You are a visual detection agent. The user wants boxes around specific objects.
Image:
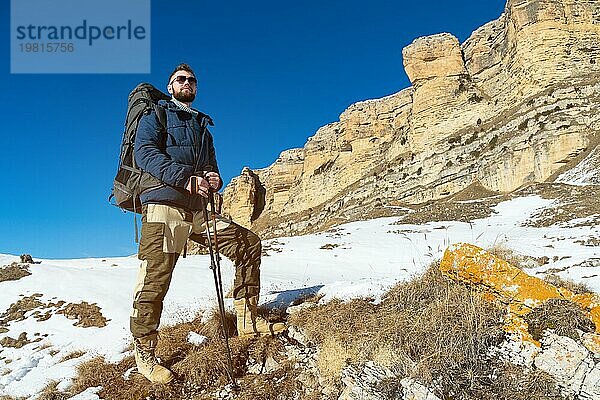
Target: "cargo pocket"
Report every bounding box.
[138,222,165,260]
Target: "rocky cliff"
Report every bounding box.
[221,0,600,238]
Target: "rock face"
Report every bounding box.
[222,0,600,237]
[534,332,600,400]
[220,167,263,229]
[556,144,600,185]
[492,331,600,400]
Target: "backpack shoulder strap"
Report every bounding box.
[154,104,167,130]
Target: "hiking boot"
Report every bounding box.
[133,334,174,384]
[233,296,286,338]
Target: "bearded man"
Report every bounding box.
[130,63,285,384]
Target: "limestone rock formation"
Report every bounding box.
[492,331,600,399]
[440,242,600,347]
[222,0,600,238]
[220,166,263,229]
[534,332,600,399]
[400,378,442,400]
[441,242,600,399]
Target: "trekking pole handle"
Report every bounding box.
[198,166,221,193]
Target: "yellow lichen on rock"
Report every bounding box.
[440,243,600,348]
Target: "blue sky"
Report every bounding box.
[0,0,506,258]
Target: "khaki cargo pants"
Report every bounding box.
[130,204,261,339]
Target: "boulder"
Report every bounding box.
[439,242,600,347]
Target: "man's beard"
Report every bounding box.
[174,88,195,103]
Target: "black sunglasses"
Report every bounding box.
[171,75,197,85]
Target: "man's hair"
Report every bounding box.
[168,63,195,83]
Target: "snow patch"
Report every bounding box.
[187,332,208,346]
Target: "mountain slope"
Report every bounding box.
[1,190,600,398]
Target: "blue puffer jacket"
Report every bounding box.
[134,99,220,211]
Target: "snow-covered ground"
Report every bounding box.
[1,195,599,399]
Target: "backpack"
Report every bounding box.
[110,83,170,215]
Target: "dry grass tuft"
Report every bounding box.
[247,335,285,363]
[543,274,592,295]
[61,310,300,400]
[0,263,31,283]
[70,356,139,399]
[56,302,108,328]
[450,361,563,400]
[197,308,237,340]
[171,337,249,389]
[525,298,596,341]
[487,244,525,268]
[291,262,565,399]
[59,351,85,363]
[235,365,302,400]
[154,313,206,363]
[37,381,70,400]
[317,336,353,380]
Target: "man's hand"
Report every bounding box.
[204,171,221,191]
[186,175,210,198]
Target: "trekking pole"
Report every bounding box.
[208,192,226,316]
[192,177,238,389]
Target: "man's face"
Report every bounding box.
[168,71,197,103]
